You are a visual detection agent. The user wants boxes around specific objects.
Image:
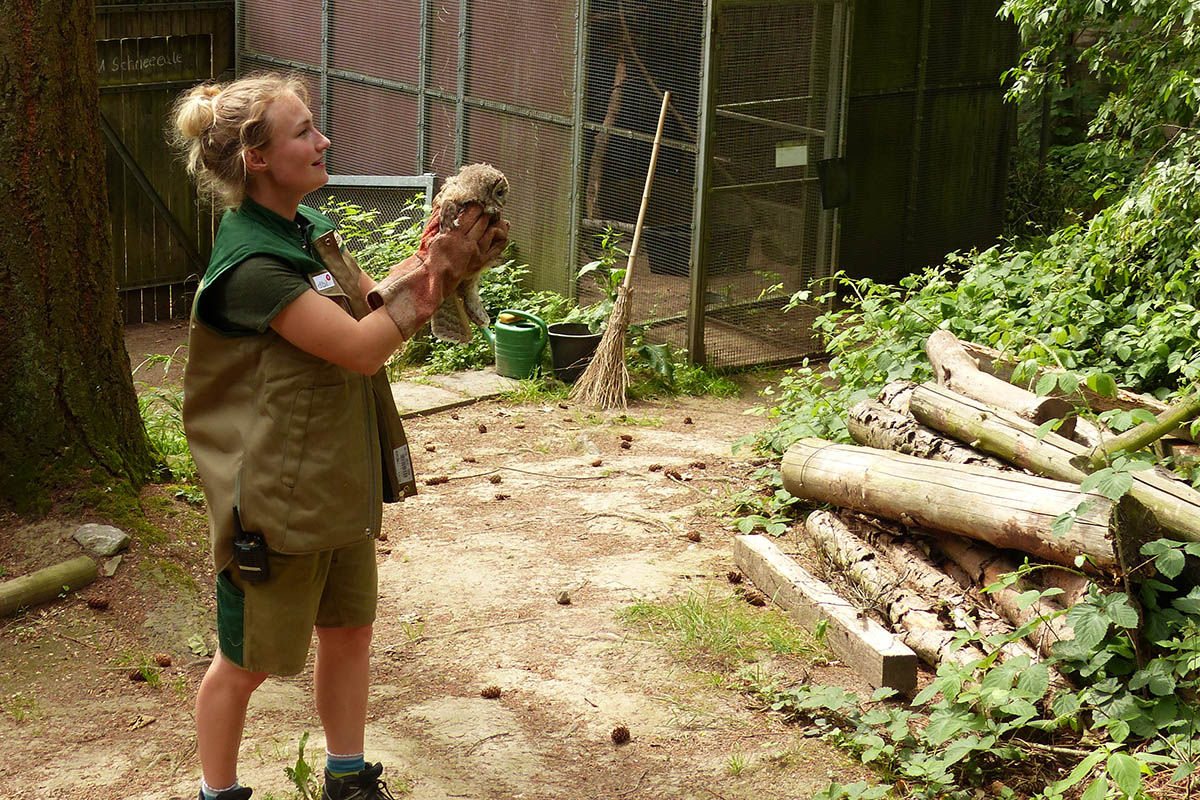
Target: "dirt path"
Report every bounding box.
[0,335,866,799]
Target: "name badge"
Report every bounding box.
[311,270,336,291]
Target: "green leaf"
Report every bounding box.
[922,710,968,746]
[1066,603,1111,649]
[1081,776,1108,800]
[1106,752,1142,797]
[1050,749,1107,795]
[1080,468,1133,501]
[1086,372,1118,398]
[1036,372,1058,396]
[1154,547,1186,579]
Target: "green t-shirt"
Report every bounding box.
[198,256,311,336]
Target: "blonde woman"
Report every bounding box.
[171,73,507,800]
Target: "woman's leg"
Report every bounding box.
[195,652,269,788]
[313,624,373,754]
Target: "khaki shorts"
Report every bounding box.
[216,537,378,676]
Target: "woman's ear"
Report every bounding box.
[244,147,269,175]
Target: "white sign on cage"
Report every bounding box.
[774,141,809,169]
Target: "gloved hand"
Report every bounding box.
[367,206,494,339]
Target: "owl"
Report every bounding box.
[425,163,510,344]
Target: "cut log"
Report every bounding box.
[930,531,1073,657]
[781,438,1116,569]
[1075,391,1200,471]
[926,330,1076,439]
[0,556,97,617]
[878,381,916,414]
[849,516,1069,684]
[805,511,985,669]
[909,382,1200,543]
[847,399,1010,470]
[959,338,1196,443]
[733,534,918,693]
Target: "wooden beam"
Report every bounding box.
[733,534,918,694]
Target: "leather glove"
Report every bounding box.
[366,206,490,338]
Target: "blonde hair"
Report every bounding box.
[169,73,310,209]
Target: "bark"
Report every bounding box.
[0,1,154,509]
[959,339,1195,443]
[0,556,97,617]
[781,438,1116,569]
[926,330,1076,439]
[847,516,1069,684]
[847,398,1009,470]
[909,382,1200,544]
[1076,391,1200,471]
[930,531,1074,657]
[805,511,985,669]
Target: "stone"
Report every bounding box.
[73,524,130,557]
[102,555,123,577]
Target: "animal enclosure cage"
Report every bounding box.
[236,0,853,368]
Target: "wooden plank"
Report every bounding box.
[733,534,918,694]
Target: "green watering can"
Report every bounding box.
[481,309,548,379]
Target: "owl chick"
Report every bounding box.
[424,163,510,343]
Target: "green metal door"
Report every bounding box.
[689,0,851,368]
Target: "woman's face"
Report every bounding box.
[254,90,330,199]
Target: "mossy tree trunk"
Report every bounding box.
[0,0,155,511]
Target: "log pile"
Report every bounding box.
[735,331,1200,692]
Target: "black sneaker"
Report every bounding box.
[321,762,396,800]
[198,788,252,800]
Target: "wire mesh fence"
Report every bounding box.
[238,0,853,368]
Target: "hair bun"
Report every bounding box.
[175,83,221,140]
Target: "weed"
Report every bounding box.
[726,748,750,776]
[620,589,824,670]
[117,653,163,688]
[2,692,36,722]
[499,378,571,404]
[283,731,320,800]
[134,351,201,494]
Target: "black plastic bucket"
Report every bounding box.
[548,322,603,383]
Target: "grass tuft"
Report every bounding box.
[619,589,824,669]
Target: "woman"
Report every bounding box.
[170,73,507,800]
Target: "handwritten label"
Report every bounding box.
[97,35,211,87]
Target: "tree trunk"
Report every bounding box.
[926,330,1077,439]
[958,338,1194,443]
[836,514,1069,683]
[847,398,1010,470]
[781,438,1117,569]
[909,382,1200,543]
[805,511,986,669]
[930,531,1074,657]
[0,556,97,617]
[0,0,154,510]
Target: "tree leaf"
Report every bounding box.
[1036,372,1058,396]
[1106,752,1142,797]
[1080,468,1133,501]
[1086,372,1118,398]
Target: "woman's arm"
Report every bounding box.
[270,206,507,375]
[270,282,409,375]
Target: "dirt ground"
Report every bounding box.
[0,322,871,800]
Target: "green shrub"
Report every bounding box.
[747,133,1200,459]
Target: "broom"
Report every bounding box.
[571,90,672,410]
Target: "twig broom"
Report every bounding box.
[571,91,671,409]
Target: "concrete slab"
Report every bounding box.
[390,382,472,417]
[425,368,517,398]
[390,369,517,418]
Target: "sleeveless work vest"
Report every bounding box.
[183,198,417,571]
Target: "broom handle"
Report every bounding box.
[621,91,671,291]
